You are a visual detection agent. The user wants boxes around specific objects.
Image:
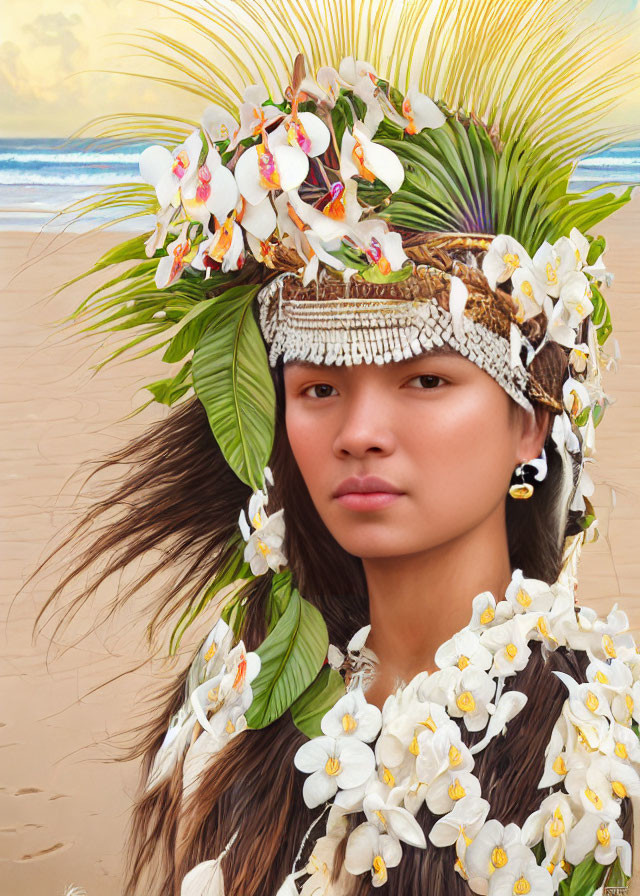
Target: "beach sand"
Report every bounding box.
[1,203,640,895]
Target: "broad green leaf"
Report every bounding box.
[291,666,346,738]
[192,284,275,490]
[559,853,606,896]
[162,288,244,363]
[246,588,329,729]
[267,570,294,632]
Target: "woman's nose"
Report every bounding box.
[331,388,396,458]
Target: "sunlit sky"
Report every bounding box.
[1,0,639,138]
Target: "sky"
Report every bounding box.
[1,0,639,138]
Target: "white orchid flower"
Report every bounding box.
[294,735,376,809]
[190,642,261,738]
[182,708,248,796]
[428,794,490,849]
[144,204,178,258]
[340,121,405,193]
[155,224,197,288]
[447,666,497,732]
[553,412,580,460]
[521,792,575,868]
[504,568,555,615]
[564,759,622,821]
[601,721,640,768]
[555,672,612,749]
[489,847,553,896]
[423,767,482,816]
[547,302,578,348]
[435,629,493,673]
[565,813,632,876]
[180,145,240,225]
[415,723,475,787]
[510,267,549,323]
[482,235,533,290]
[532,241,563,298]
[351,218,408,275]
[146,708,196,792]
[563,376,591,423]
[235,116,328,206]
[193,213,246,276]
[468,591,512,632]
[234,128,306,205]
[530,587,577,652]
[300,65,341,105]
[362,785,426,848]
[401,86,446,134]
[321,687,382,742]
[465,820,526,895]
[344,822,403,887]
[238,488,287,576]
[227,83,283,150]
[199,618,234,677]
[569,342,589,374]
[376,692,449,772]
[558,270,594,328]
[538,717,574,788]
[140,131,203,209]
[201,104,239,144]
[480,616,532,678]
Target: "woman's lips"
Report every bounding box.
[334,492,403,511]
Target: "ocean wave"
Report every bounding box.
[0,172,143,186]
[0,150,142,165]
[577,156,640,168]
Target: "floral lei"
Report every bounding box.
[154,519,639,896]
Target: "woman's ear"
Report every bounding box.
[516,404,552,464]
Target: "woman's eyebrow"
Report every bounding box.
[287,347,458,372]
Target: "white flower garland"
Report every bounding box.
[287,567,640,895]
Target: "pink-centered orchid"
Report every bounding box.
[139,131,202,210]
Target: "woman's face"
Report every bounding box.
[283,349,549,560]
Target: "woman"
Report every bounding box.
[37,0,640,893]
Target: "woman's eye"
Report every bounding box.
[407,374,446,389]
[303,383,337,398]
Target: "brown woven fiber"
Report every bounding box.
[258,231,566,415]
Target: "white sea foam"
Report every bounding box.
[0,172,143,186]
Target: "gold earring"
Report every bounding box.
[508,463,534,500]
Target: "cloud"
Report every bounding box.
[22,12,83,73]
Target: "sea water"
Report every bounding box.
[0,136,638,233]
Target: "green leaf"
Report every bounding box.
[267,570,294,632]
[361,262,414,283]
[560,853,606,896]
[245,588,329,729]
[575,406,590,428]
[192,284,275,490]
[291,666,346,738]
[606,855,630,889]
[146,359,193,406]
[587,235,606,266]
[163,290,230,363]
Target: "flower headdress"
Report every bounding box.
[65,4,640,887]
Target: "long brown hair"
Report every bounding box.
[34,350,630,896]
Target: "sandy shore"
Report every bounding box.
[1,204,640,895]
